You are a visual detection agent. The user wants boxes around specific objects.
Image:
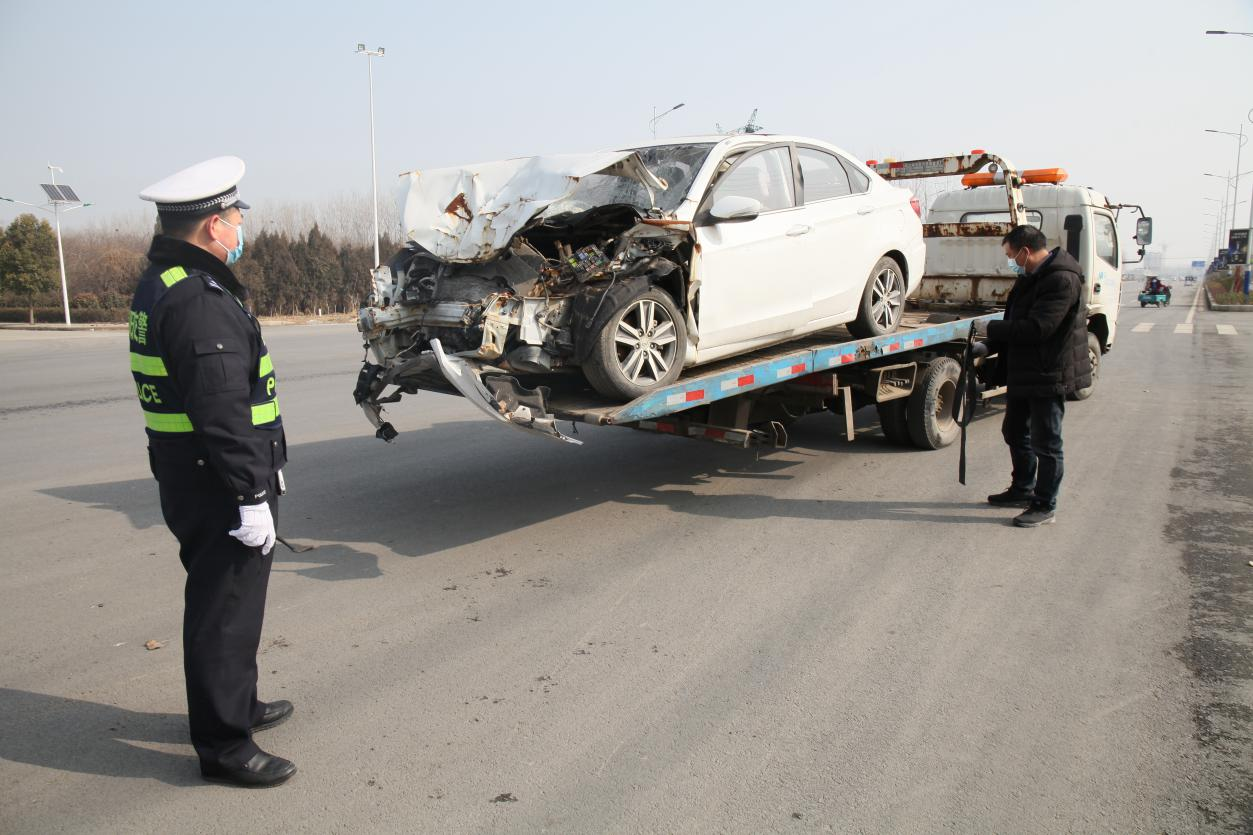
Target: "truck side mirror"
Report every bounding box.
[1135,217,1153,245]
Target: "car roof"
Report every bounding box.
[626,133,829,149]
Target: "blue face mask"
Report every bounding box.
[213,216,245,265]
[1007,250,1025,276]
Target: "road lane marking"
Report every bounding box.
[1185,285,1202,325]
[1132,323,1155,333]
[1175,323,1193,334]
[1216,324,1237,335]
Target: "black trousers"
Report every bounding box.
[1001,394,1065,510]
[158,478,276,768]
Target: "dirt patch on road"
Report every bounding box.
[1167,342,1253,831]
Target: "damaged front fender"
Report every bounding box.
[431,339,582,445]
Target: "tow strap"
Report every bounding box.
[952,322,981,485]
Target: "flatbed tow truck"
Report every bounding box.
[360,151,1149,450]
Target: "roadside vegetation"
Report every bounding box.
[0,197,400,323]
[1206,272,1253,306]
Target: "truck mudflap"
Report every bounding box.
[430,339,582,445]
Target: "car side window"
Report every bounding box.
[711,147,795,212]
[1093,213,1118,267]
[839,157,870,194]
[797,147,852,202]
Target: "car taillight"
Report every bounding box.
[910,196,922,218]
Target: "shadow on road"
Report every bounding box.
[42,409,1005,579]
[0,688,198,786]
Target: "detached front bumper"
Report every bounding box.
[354,339,581,445]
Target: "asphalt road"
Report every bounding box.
[1,282,1249,833]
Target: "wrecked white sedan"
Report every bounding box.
[355,134,925,441]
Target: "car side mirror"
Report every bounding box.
[710,195,762,222]
[1135,217,1153,245]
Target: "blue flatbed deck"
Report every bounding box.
[546,309,1000,426]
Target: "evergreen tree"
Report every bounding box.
[297,224,342,314]
[267,234,303,316]
[338,242,374,311]
[233,230,269,314]
[0,214,59,304]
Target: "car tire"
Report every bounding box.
[847,256,906,339]
[906,357,962,450]
[1068,332,1101,402]
[876,398,911,444]
[1140,301,1147,307]
[583,286,688,400]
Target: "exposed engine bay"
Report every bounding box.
[354,146,713,443]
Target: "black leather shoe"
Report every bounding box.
[987,487,1034,507]
[201,751,296,788]
[251,700,294,733]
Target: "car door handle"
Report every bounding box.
[786,224,812,237]
[857,206,875,215]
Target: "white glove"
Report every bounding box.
[229,502,276,555]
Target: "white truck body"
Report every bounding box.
[921,183,1124,351]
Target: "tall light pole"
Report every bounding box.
[1201,170,1252,234]
[1205,126,1246,235]
[356,43,385,267]
[650,102,685,139]
[0,165,89,326]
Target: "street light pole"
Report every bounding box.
[1205,126,1246,234]
[649,102,685,139]
[1202,169,1253,239]
[0,166,88,326]
[356,43,385,268]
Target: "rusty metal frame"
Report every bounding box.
[867,152,1025,235]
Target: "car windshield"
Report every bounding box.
[543,143,715,217]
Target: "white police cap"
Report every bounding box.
[139,156,250,214]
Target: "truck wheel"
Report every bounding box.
[583,286,688,400]
[1068,332,1101,401]
[907,357,961,450]
[1139,301,1147,307]
[876,398,911,444]
[847,256,905,338]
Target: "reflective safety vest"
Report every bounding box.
[129,264,281,438]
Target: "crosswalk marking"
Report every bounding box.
[1127,323,1240,335]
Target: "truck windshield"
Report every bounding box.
[545,143,715,217]
[961,210,1045,227]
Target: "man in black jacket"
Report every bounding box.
[980,225,1092,527]
[130,157,296,786]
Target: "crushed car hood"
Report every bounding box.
[402,151,668,263]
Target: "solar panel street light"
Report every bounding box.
[0,164,89,325]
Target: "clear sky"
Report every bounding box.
[2,0,1251,267]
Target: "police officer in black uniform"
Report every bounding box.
[131,157,296,787]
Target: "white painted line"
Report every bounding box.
[1217,324,1237,335]
[1174,323,1193,335]
[1185,285,1202,325]
[1132,322,1155,333]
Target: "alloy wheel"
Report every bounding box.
[871,267,904,330]
[613,298,679,384]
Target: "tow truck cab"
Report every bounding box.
[920,184,1128,352]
